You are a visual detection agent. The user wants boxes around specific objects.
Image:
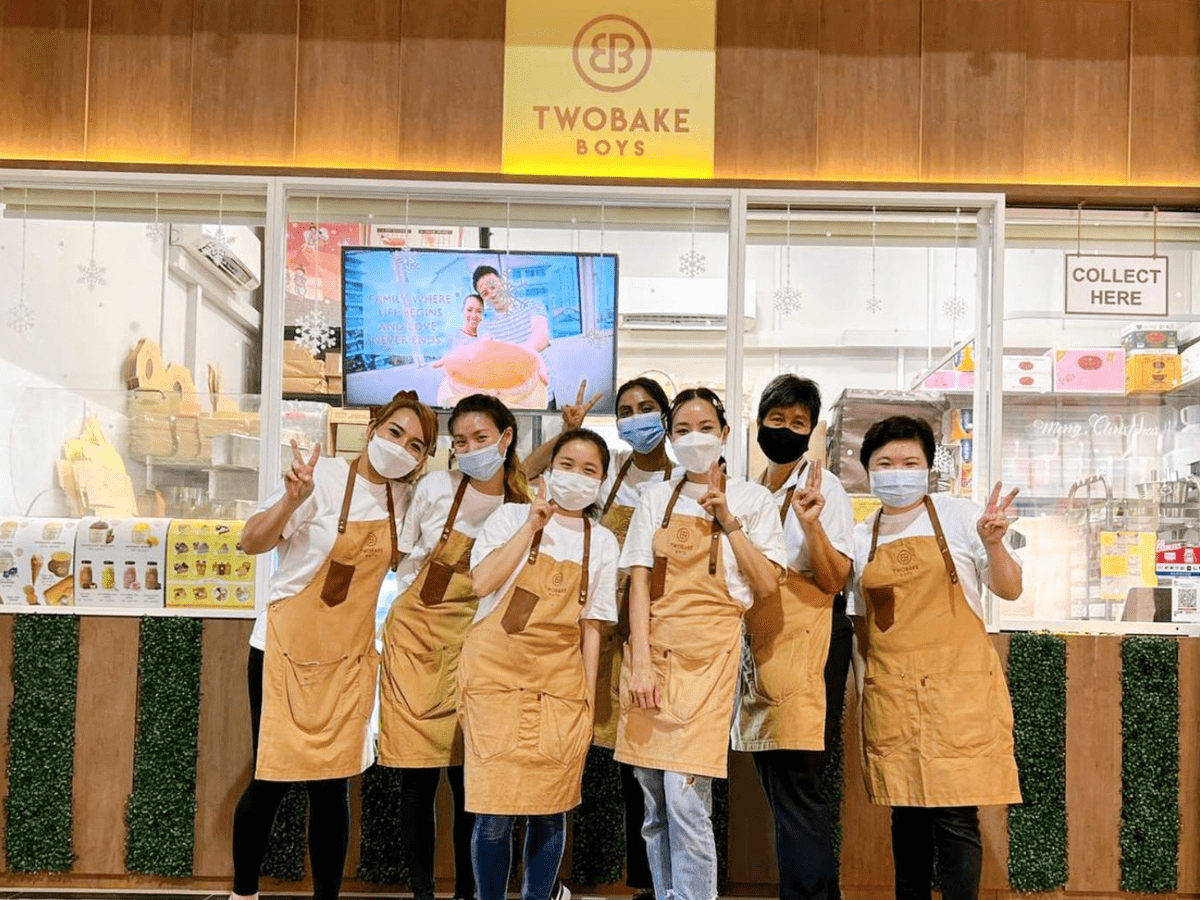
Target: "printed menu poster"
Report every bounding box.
[0,518,79,607]
[164,520,255,610]
[75,517,170,609]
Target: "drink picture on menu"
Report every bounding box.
[342,248,618,411]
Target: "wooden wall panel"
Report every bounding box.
[727,751,778,885]
[921,0,1026,183]
[71,617,140,876]
[1178,638,1199,893]
[714,0,820,179]
[1023,0,1130,184]
[979,634,1011,891]
[192,618,253,878]
[87,0,194,164]
[0,616,14,870]
[839,672,893,889]
[1129,0,1200,184]
[1064,635,1122,893]
[189,0,298,165]
[295,0,402,168]
[816,0,922,181]
[397,0,504,173]
[0,0,90,159]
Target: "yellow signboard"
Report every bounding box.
[503,0,716,178]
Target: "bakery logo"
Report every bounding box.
[675,526,691,544]
[896,548,914,567]
[552,571,565,587]
[364,533,378,546]
[572,15,652,92]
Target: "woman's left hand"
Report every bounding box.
[977,481,1019,546]
[791,461,825,526]
[700,462,734,529]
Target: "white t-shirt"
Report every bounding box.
[469,504,620,624]
[619,475,787,608]
[393,470,506,593]
[849,493,1018,622]
[598,447,675,519]
[248,456,410,650]
[763,463,855,578]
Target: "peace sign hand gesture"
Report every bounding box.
[283,440,321,507]
[561,378,604,431]
[977,481,1019,546]
[699,461,734,529]
[791,461,826,526]
[526,475,557,531]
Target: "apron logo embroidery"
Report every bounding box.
[551,572,565,586]
[896,548,914,566]
[364,532,378,546]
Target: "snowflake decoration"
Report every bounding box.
[145,221,165,241]
[585,330,611,347]
[933,445,955,477]
[678,249,707,278]
[207,226,232,266]
[391,247,419,280]
[493,268,527,306]
[866,296,883,314]
[7,302,34,334]
[942,296,968,321]
[77,259,107,290]
[294,308,337,356]
[773,283,802,315]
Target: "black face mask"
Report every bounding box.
[756,425,811,465]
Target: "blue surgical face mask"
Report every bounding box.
[456,441,506,481]
[869,468,930,508]
[616,411,666,454]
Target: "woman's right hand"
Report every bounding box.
[629,658,660,709]
[283,440,321,506]
[561,378,604,430]
[525,475,556,530]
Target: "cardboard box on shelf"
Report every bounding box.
[324,352,343,376]
[1120,323,1178,355]
[1053,348,1126,393]
[283,375,329,395]
[1180,341,1199,384]
[1125,352,1181,394]
[1002,370,1053,392]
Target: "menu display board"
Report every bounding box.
[75,518,171,609]
[0,518,79,607]
[164,520,255,610]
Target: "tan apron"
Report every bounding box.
[379,475,481,768]
[858,497,1022,807]
[257,459,399,781]
[615,480,744,779]
[593,456,673,750]
[736,463,835,752]
[459,520,594,815]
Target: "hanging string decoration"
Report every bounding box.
[392,195,420,278]
[866,205,883,314]
[77,191,107,290]
[679,202,707,277]
[586,202,611,347]
[774,204,802,315]
[942,208,967,321]
[8,187,34,333]
[208,192,232,266]
[496,198,529,307]
[145,190,165,242]
[294,195,337,357]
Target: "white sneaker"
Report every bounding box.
[551,883,572,900]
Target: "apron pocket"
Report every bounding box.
[862,673,916,757]
[750,627,813,705]
[665,646,727,723]
[282,653,357,735]
[650,556,667,600]
[924,671,1000,756]
[863,585,895,631]
[462,689,520,760]
[538,693,591,763]
[320,560,356,607]
[389,647,455,719]
[420,561,454,607]
[501,587,540,634]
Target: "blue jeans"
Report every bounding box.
[634,768,717,900]
[472,813,566,900]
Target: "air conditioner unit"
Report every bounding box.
[619,276,756,331]
[170,224,262,293]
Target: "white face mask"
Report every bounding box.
[869,468,930,508]
[367,434,420,480]
[547,469,602,511]
[671,431,723,474]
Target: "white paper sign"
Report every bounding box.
[1064,254,1168,316]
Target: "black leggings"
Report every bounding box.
[231,647,351,900]
[399,765,476,900]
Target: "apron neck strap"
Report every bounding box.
[580,517,591,605]
[430,474,471,560]
[660,477,720,576]
[338,457,400,571]
[866,496,960,586]
[776,460,807,525]
[602,455,636,515]
[660,478,688,528]
[526,526,545,565]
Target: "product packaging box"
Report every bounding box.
[1002,355,1053,392]
[1181,342,1200,384]
[165,520,255,610]
[942,407,974,443]
[1053,348,1126,393]
[1120,323,1178,355]
[0,518,79,606]
[75,518,170,608]
[1125,352,1181,394]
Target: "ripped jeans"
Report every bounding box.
[633,767,717,900]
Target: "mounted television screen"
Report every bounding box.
[343,248,618,412]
